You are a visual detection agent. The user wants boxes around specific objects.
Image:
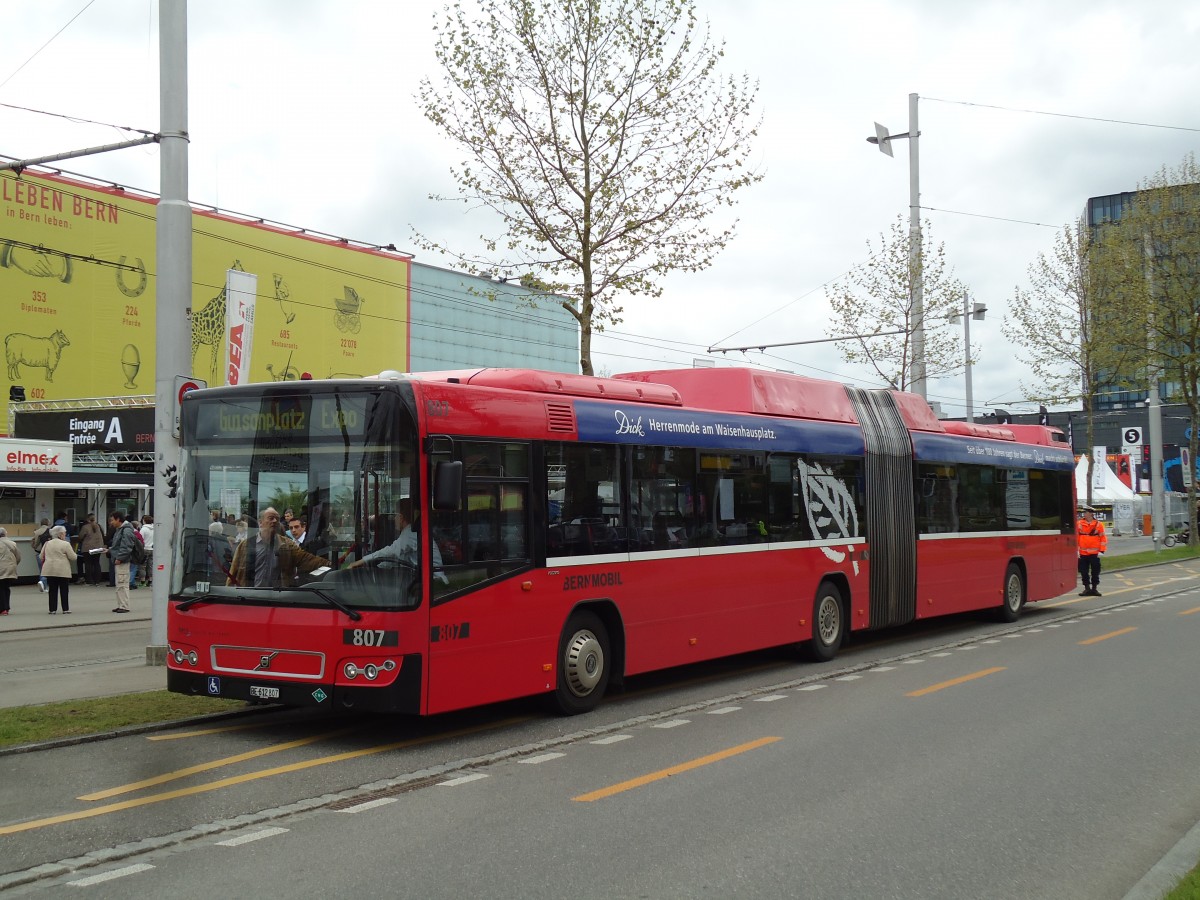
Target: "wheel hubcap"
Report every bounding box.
[1007,575,1022,610]
[565,629,603,697]
[817,595,840,645]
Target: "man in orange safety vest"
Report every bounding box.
[1076,505,1107,597]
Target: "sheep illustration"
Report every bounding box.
[5,330,71,382]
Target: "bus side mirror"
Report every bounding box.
[433,460,463,510]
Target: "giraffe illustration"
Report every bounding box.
[188,261,244,382]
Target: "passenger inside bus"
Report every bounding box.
[226,507,330,588]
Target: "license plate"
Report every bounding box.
[249,686,280,699]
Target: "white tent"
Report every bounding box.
[1074,455,1136,502]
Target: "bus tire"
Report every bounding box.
[995,563,1025,623]
[806,582,845,662]
[551,611,610,715]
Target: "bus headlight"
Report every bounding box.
[364,664,378,681]
[344,663,359,680]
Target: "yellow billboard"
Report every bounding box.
[0,170,409,432]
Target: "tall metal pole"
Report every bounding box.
[908,92,925,400]
[962,293,973,422]
[1145,233,1165,550]
[148,0,191,664]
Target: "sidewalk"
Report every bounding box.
[0,580,152,633]
[0,580,164,708]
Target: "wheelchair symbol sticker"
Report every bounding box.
[207,677,221,695]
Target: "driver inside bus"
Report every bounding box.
[348,499,447,583]
[227,507,330,588]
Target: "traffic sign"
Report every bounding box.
[173,375,207,438]
[1123,427,1142,445]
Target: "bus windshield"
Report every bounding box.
[176,385,425,612]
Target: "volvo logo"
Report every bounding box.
[255,651,280,671]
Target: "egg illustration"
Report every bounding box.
[121,343,141,389]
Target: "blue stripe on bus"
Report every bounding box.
[911,432,1076,470]
[572,400,867,455]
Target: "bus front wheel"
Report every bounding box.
[806,582,845,662]
[995,563,1025,623]
[551,611,610,715]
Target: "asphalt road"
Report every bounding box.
[1,555,1199,898]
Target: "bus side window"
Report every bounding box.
[433,441,531,600]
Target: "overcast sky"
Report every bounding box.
[2,0,1197,419]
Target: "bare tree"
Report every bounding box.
[418,0,762,374]
[825,216,965,392]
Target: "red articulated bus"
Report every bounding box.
[167,367,1077,715]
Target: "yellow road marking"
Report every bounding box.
[1180,607,1200,616]
[1,717,529,836]
[148,721,284,741]
[572,737,781,802]
[1079,627,1137,645]
[906,667,1006,698]
[80,727,361,801]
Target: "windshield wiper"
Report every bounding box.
[297,585,363,621]
[177,593,221,612]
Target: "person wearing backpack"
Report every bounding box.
[31,518,50,593]
[128,521,146,589]
[106,511,137,613]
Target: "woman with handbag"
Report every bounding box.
[40,525,77,614]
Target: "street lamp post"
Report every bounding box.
[948,293,986,422]
[867,93,924,399]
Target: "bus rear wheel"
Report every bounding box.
[806,582,845,662]
[995,563,1025,623]
[551,611,610,715]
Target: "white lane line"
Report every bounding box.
[901,658,926,664]
[797,684,826,692]
[653,719,691,729]
[870,666,896,672]
[960,645,978,651]
[520,752,566,765]
[216,826,289,847]
[931,652,953,657]
[981,639,1001,644]
[68,864,154,887]
[441,773,489,786]
[708,707,741,715]
[591,734,632,745]
[834,675,862,682]
[754,694,788,702]
[340,797,398,814]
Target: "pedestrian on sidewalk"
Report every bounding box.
[140,515,155,586]
[32,518,50,593]
[1077,505,1107,597]
[78,514,105,585]
[40,525,77,614]
[107,511,136,613]
[0,527,20,615]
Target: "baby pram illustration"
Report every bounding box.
[335,286,364,334]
